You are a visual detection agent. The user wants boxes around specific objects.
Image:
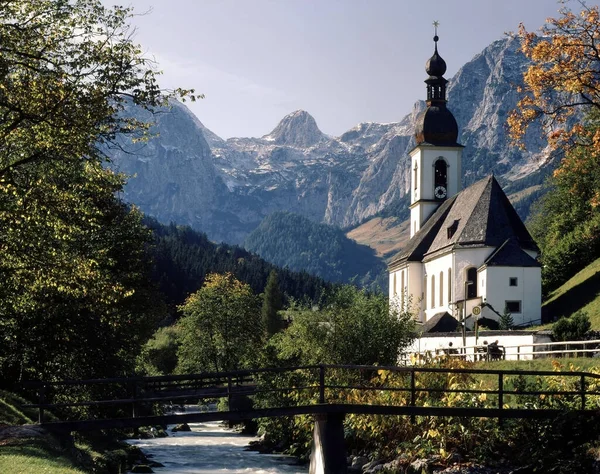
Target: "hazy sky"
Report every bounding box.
[116,0,596,139]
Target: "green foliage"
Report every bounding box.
[176,273,262,373]
[273,285,415,366]
[552,310,591,341]
[529,112,600,292]
[0,0,195,176]
[0,160,163,385]
[244,211,387,290]
[136,326,180,376]
[261,270,284,338]
[146,218,329,318]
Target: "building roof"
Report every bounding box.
[389,175,539,269]
[483,238,540,267]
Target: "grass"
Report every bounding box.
[0,389,135,474]
[541,256,600,329]
[0,439,85,474]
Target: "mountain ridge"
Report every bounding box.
[108,36,554,246]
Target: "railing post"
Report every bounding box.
[38,384,46,424]
[410,369,416,424]
[319,365,326,404]
[581,374,586,410]
[498,373,504,427]
[517,346,520,361]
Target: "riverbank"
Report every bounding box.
[0,389,151,474]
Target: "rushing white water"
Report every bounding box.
[127,420,308,474]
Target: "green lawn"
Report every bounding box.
[541,256,600,329]
[0,390,86,473]
[0,440,85,474]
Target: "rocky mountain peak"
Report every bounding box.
[263,110,326,147]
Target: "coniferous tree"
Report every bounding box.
[261,270,284,338]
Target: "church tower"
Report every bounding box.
[410,29,464,238]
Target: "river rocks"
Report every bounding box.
[171,423,191,432]
[351,455,369,469]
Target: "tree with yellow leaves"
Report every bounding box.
[509,1,600,154]
[511,2,600,291]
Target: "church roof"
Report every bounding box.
[483,238,540,267]
[419,311,458,333]
[389,175,539,268]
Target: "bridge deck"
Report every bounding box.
[34,403,576,433]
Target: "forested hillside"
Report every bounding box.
[243,212,387,289]
[146,218,329,315]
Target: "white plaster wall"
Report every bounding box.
[418,147,463,200]
[484,266,541,326]
[453,247,494,299]
[407,262,424,321]
[409,146,462,237]
[423,253,454,321]
[406,332,552,361]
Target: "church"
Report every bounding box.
[388,32,541,330]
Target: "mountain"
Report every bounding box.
[243,212,387,289]
[108,36,553,246]
[145,217,329,315]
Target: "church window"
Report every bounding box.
[434,159,448,189]
[414,162,418,190]
[447,219,459,239]
[393,273,397,295]
[439,271,444,306]
[505,301,522,313]
[423,275,427,310]
[431,274,435,309]
[401,271,405,309]
[448,268,452,303]
[509,277,518,287]
[466,267,477,299]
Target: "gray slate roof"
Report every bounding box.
[389,175,539,268]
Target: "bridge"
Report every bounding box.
[20,364,600,474]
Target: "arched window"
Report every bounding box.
[413,162,418,190]
[448,268,452,304]
[439,271,444,307]
[431,274,435,309]
[393,273,397,295]
[434,159,448,189]
[466,267,477,299]
[423,275,427,310]
[401,271,405,309]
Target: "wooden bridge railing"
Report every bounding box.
[19,364,600,429]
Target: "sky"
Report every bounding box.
[114,0,597,139]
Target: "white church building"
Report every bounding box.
[388,33,542,330]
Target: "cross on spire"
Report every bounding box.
[433,20,440,42]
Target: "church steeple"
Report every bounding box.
[414,25,459,146]
[409,23,464,239]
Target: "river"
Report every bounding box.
[127,420,308,474]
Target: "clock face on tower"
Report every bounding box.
[434,185,447,200]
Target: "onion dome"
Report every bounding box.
[415,33,460,146]
[425,35,447,77]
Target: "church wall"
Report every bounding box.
[454,247,494,299]
[406,330,553,362]
[483,266,542,326]
[423,253,454,321]
[407,262,424,321]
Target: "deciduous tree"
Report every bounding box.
[177,273,262,373]
[509,2,600,155]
